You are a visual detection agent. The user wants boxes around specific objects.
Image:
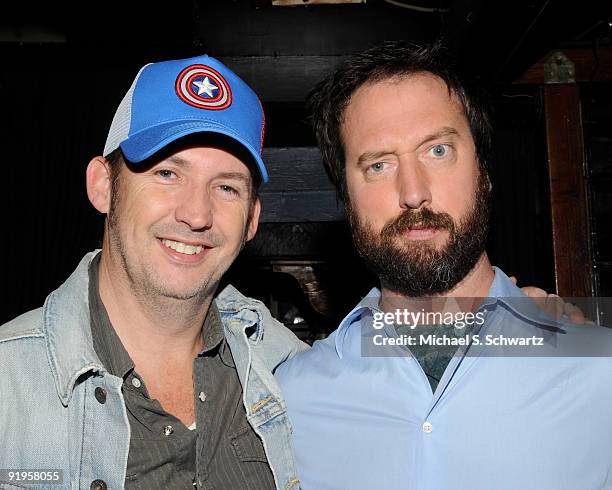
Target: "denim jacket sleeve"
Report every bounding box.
[216,285,309,490]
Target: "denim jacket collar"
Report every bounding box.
[44,251,106,406]
[46,251,289,405]
[215,284,267,343]
[46,253,274,406]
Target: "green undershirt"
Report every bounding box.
[395,323,474,393]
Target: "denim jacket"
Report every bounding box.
[0,251,307,490]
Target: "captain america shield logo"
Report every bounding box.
[175,64,232,110]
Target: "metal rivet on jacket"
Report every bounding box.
[90,479,107,490]
[94,387,106,404]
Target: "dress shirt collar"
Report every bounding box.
[334,266,565,358]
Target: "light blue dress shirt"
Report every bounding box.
[275,267,612,490]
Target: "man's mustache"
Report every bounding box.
[381,208,455,239]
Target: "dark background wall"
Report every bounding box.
[1,0,610,333]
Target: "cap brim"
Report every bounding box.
[119,120,268,183]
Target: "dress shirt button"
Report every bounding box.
[422,421,433,433]
[198,391,206,402]
[94,387,106,404]
[90,479,107,490]
[131,377,142,388]
[163,425,174,436]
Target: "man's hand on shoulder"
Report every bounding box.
[511,276,591,325]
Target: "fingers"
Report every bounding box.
[544,294,565,321]
[540,294,591,324]
[520,286,547,298]
[565,302,585,324]
[519,285,594,324]
[521,287,561,319]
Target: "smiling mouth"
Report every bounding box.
[161,239,204,255]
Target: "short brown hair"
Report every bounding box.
[308,40,493,201]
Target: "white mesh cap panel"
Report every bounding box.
[103,64,151,157]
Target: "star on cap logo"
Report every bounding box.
[175,64,232,110]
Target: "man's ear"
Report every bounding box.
[86,156,112,214]
[246,197,261,242]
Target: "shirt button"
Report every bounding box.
[198,391,206,402]
[163,425,174,436]
[94,387,107,404]
[131,377,142,388]
[90,479,107,490]
[422,421,433,433]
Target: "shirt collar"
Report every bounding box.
[200,302,235,368]
[334,267,565,359]
[483,266,565,333]
[89,254,134,379]
[335,287,382,358]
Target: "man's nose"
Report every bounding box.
[397,161,432,211]
[175,183,214,230]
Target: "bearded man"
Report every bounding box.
[275,41,612,490]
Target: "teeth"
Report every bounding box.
[162,239,203,255]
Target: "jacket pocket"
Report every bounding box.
[229,424,269,463]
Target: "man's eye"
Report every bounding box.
[156,169,176,179]
[219,184,238,195]
[429,144,450,158]
[368,162,386,173]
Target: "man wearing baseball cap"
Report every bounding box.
[0,55,305,490]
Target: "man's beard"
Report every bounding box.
[347,171,491,297]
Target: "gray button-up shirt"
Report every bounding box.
[88,255,275,489]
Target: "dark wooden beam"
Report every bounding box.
[259,191,344,223]
[259,147,344,222]
[0,44,346,102]
[198,1,429,57]
[262,147,334,192]
[515,48,612,84]
[543,84,593,296]
[219,56,345,102]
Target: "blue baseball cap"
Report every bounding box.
[103,54,268,183]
